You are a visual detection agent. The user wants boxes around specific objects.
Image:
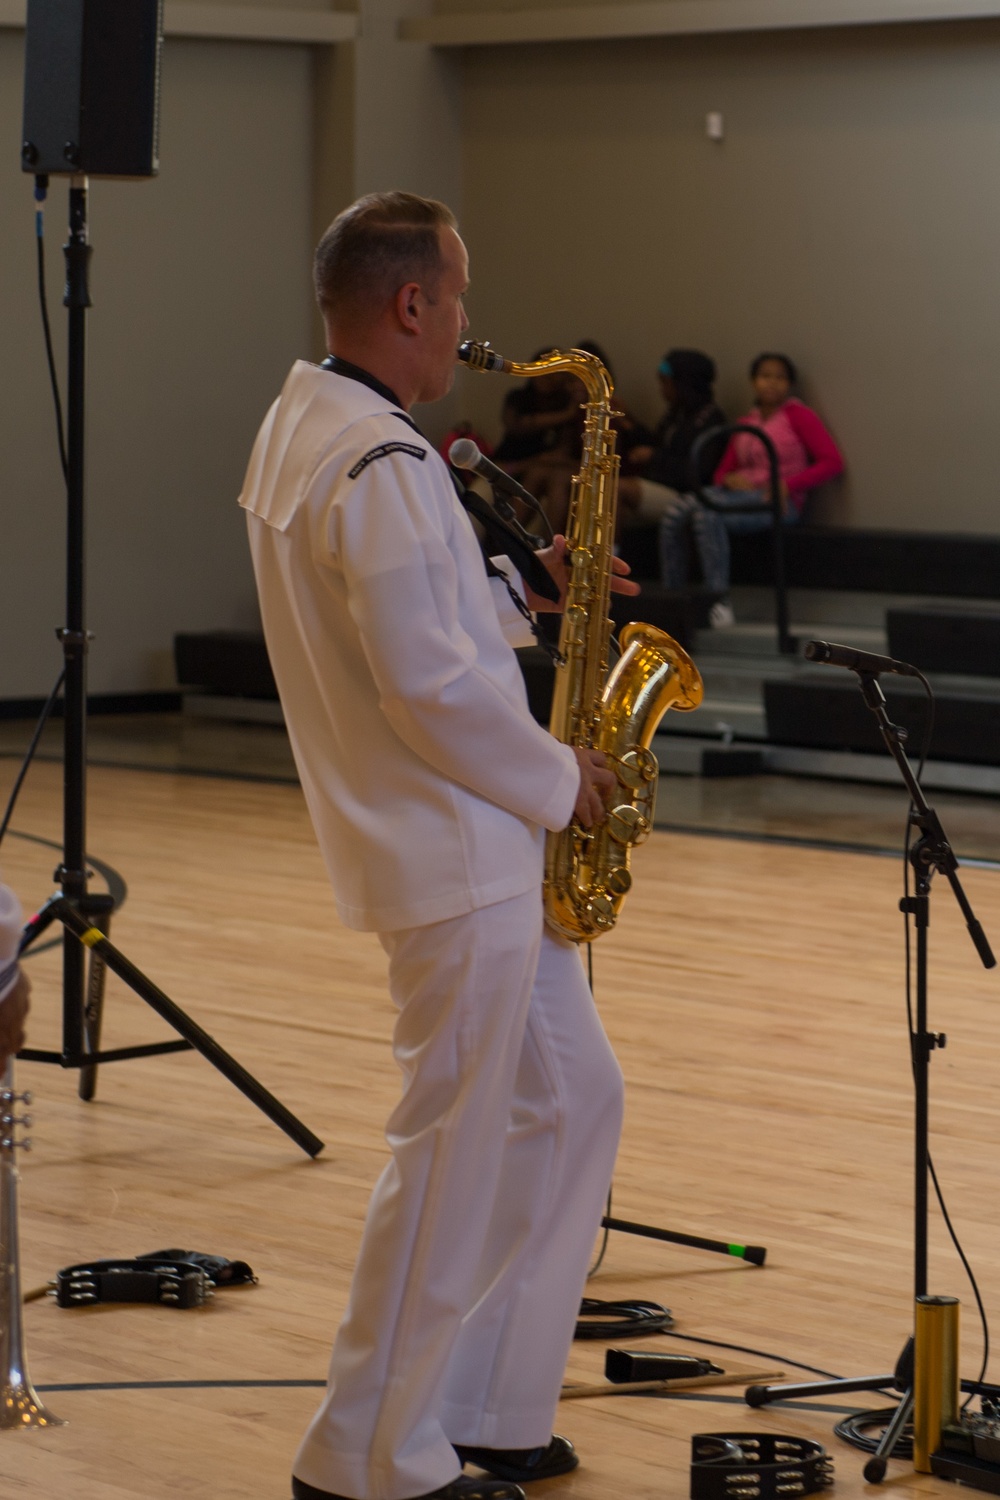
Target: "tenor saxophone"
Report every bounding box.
[458,341,703,942]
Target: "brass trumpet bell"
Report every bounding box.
[0,1064,64,1429]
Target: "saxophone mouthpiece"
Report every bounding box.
[458,340,509,374]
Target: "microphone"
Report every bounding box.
[804,640,922,679]
[448,438,538,513]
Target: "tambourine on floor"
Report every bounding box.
[1,755,998,1500]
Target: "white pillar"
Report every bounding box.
[311,2,464,429]
[313,0,462,241]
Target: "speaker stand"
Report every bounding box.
[18,178,322,1160]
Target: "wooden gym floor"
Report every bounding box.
[1,754,999,1500]
[5,709,1000,859]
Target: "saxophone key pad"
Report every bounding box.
[607,805,645,843]
[616,747,658,787]
[586,894,615,928]
[615,752,648,792]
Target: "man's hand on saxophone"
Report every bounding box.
[524,533,640,613]
[521,532,635,830]
[572,748,617,829]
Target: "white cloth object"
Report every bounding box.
[0,883,23,1002]
[239,362,579,933]
[632,478,689,524]
[708,600,736,628]
[292,889,624,1500]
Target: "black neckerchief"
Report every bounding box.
[320,354,407,413]
[319,354,562,657]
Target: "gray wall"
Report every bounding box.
[0,33,314,698]
[455,19,1000,532]
[5,13,1000,698]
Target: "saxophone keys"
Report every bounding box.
[563,606,587,646]
[606,804,646,844]
[605,867,632,897]
[587,895,616,929]
[615,749,656,790]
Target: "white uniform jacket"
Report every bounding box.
[239,361,579,932]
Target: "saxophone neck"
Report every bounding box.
[457,340,613,408]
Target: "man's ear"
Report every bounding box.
[395,280,423,336]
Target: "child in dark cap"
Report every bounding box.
[618,347,725,525]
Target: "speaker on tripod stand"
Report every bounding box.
[22,0,162,179]
[16,0,322,1156]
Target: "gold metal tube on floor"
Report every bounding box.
[913,1294,959,1471]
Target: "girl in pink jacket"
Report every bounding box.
[659,352,843,626]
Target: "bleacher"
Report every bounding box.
[618,523,1000,787]
[173,524,1000,791]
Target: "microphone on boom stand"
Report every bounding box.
[448,438,550,536]
[803,640,922,678]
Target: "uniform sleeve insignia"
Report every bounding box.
[348,441,427,479]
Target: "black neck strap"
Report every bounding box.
[320,354,408,415]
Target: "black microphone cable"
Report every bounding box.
[34,175,68,484]
[0,182,73,857]
[0,666,65,855]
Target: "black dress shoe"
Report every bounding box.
[291,1474,526,1500]
[453,1436,578,1483]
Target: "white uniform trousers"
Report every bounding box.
[293,888,625,1500]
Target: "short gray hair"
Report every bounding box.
[314,192,458,318]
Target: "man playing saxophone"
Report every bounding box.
[239,192,637,1500]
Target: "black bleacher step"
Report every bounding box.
[610,583,714,644]
[886,603,1000,677]
[764,674,1000,766]
[170,596,706,728]
[174,631,277,699]
[617,523,1000,595]
[174,630,560,722]
[737,528,1000,595]
[515,647,554,726]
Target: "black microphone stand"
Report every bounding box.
[17,178,323,1160]
[745,666,995,1481]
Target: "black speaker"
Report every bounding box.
[21,0,163,178]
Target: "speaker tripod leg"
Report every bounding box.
[79,942,106,1102]
[77,893,114,1102]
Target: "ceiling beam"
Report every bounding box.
[400,0,1000,47]
[0,2,358,43]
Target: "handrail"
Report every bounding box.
[689,423,794,656]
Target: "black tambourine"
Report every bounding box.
[690,1433,834,1500]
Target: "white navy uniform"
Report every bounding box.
[240,360,624,1500]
